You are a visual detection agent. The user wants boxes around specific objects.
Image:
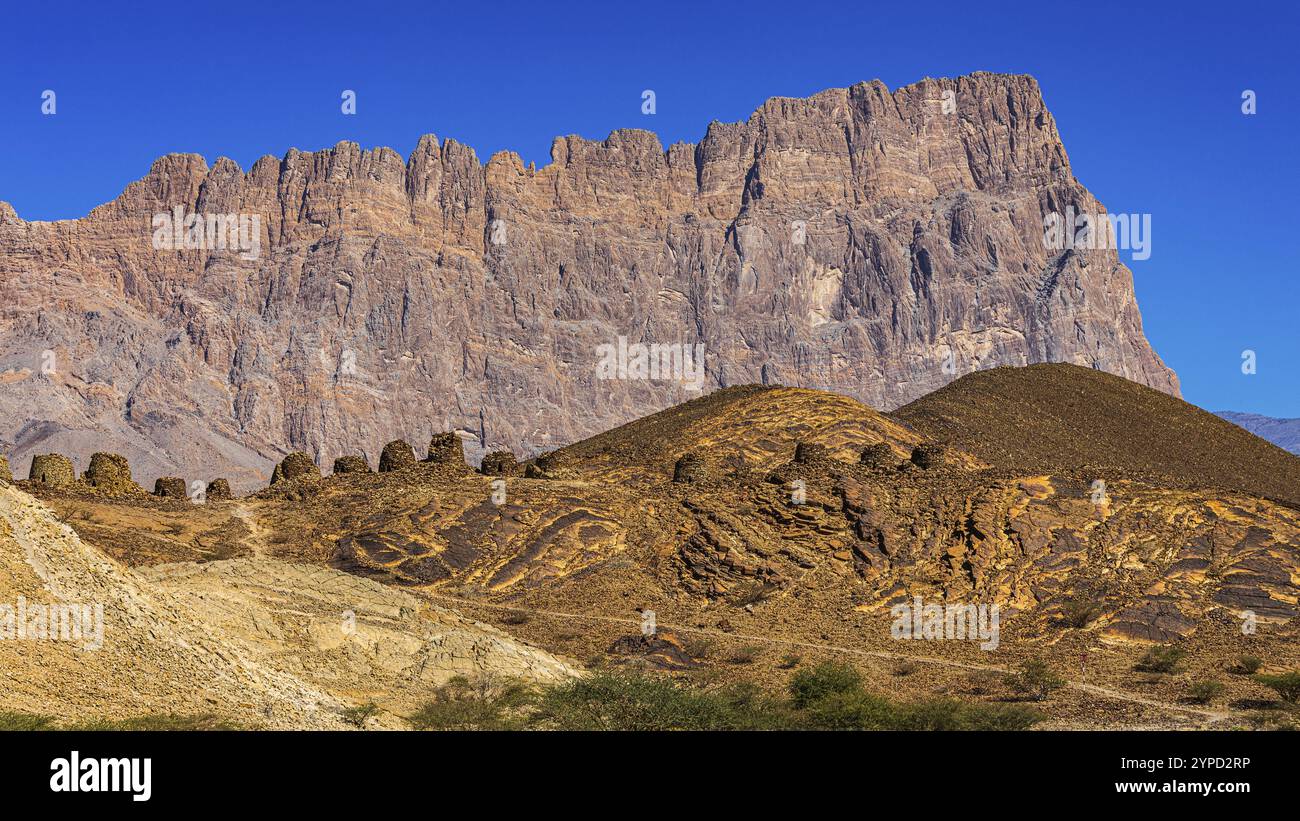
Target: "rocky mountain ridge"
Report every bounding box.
[0,71,1176,490]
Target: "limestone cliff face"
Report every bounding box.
[0,72,1177,490]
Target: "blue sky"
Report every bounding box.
[1,1,1296,415]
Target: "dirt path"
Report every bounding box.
[231,502,269,558]
[421,593,1234,724]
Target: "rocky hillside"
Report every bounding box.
[0,72,1176,491]
[17,369,1298,728]
[894,364,1300,506]
[0,481,574,726]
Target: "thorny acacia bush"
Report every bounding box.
[407,663,1043,731]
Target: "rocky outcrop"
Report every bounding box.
[0,72,1177,493]
[672,452,709,484]
[0,454,10,483]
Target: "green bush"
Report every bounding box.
[1135,645,1186,674]
[408,676,534,730]
[802,690,898,730]
[533,671,785,731]
[1255,672,1300,704]
[63,714,240,731]
[1231,655,1263,675]
[1187,680,1225,705]
[895,698,1042,731]
[406,666,1046,731]
[342,702,379,728]
[728,645,761,665]
[1005,658,1065,701]
[0,711,55,731]
[788,662,863,709]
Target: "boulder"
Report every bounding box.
[28,453,75,487]
[332,455,372,474]
[379,440,416,472]
[154,477,187,498]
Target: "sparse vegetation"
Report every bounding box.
[1255,672,1300,705]
[0,711,55,731]
[1134,644,1186,674]
[1005,658,1065,702]
[727,645,761,665]
[341,701,380,728]
[1231,655,1264,675]
[680,635,716,660]
[789,662,863,708]
[1,713,241,731]
[499,610,530,626]
[892,660,918,677]
[406,665,1044,731]
[408,675,534,730]
[777,653,802,669]
[1187,680,1225,705]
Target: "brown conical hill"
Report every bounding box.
[544,385,926,486]
[893,363,1300,505]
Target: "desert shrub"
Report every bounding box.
[499,610,530,626]
[680,636,716,660]
[789,662,864,708]
[802,690,898,730]
[1187,680,1225,705]
[1255,672,1300,704]
[342,702,379,728]
[892,660,918,677]
[1231,655,1263,675]
[408,676,534,730]
[947,702,1043,731]
[0,711,55,731]
[1005,658,1065,701]
[777,653,802,669]
[533,671,784,731]
[65,714,240,731]
[1135,645,1186,674]
[728,645,761,665]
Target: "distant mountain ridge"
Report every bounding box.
[1216,411,1300,454]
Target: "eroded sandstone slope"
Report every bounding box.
[0,483,574,726]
